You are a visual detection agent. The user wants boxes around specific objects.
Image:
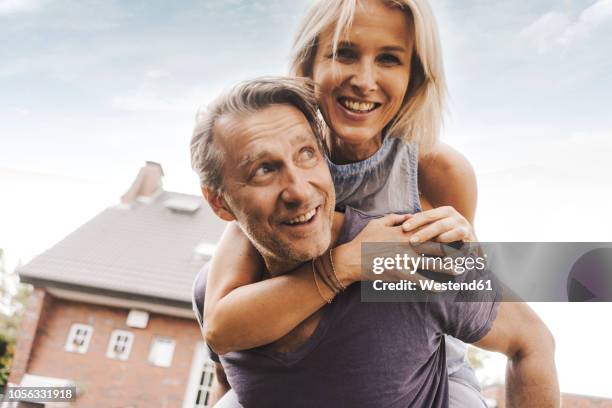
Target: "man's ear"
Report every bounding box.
[201,187,236,221]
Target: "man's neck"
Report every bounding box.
[264,257,302,277]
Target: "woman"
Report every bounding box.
[200,0,483,406]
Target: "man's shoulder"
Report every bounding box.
[333,207,384,245]
[192,263,209,328]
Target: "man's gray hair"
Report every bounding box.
[190,76,324,194]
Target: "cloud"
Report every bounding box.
[110,83,228,113]
[14,107,30,116]
[581,0,612,26]
[519,11,570,53]
[520,0,612,53]
[0,0,43,15]
[145,69,170,80]
[111,92,183,113]
[0,107,31,119]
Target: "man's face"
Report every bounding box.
[210,104,335,268]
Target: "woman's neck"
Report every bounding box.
[328,133,383,164]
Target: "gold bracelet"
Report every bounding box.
[312,259,333,304]
[315,255,337,294]
[328,248,346,291]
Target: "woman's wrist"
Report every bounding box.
[332,243,361,286]
[312,259,336,303]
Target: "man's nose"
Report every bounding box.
[349,59,377,94]
[279,166,313,207]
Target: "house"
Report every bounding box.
[9,162,226,408]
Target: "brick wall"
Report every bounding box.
[13,295,203,408]
[9,288,52,384]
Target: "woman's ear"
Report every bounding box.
[201,187,236,221]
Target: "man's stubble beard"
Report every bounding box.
[230,198,335,276]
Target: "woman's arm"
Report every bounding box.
[401,142,478,244]
[203,213,416,355]
[418,141,477,223]
[203,222,264,326]
[204,213,352,355]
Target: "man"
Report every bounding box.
[190,77,559,407]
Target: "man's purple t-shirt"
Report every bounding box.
[193,207,500,408]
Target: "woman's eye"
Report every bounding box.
[378,54,401,65]
[335,48,357,61]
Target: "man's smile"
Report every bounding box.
[281,205,322,228]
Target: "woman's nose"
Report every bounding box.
[349,60,377,94]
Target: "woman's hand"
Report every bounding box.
[401,206,476,244]
[334,213,461,285]
[334,214,411,284]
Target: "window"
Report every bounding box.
[126,309,149,329]
[148,337,176,367]
[182,342,216,408]
[194,360,215,407]
[106,330,134,360]
[64,323,93,354]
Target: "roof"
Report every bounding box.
[18,191,226,307]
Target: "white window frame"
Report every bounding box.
[182,342,216,408]
[194,360,215,407]
[126,309,149,329]
[64,323,93,354]
[105,330,134,361]
[148,337,176,367]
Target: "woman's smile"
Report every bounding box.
[337,96,380,113]
[336,95,382,123]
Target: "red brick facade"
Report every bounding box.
[9,288,52,384]
[10,290,204,408]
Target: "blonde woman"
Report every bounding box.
[197,0,483,406]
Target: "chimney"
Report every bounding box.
[121,161,164,205]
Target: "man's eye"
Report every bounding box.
[298,147,316,162]
[253,165,274,178]
[378,54,401,66]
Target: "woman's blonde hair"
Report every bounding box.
[289,0,447,152]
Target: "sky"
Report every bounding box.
[1,0,612,399]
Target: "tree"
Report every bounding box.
[0,248,32,386]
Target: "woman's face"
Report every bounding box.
[311,0,413,146]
